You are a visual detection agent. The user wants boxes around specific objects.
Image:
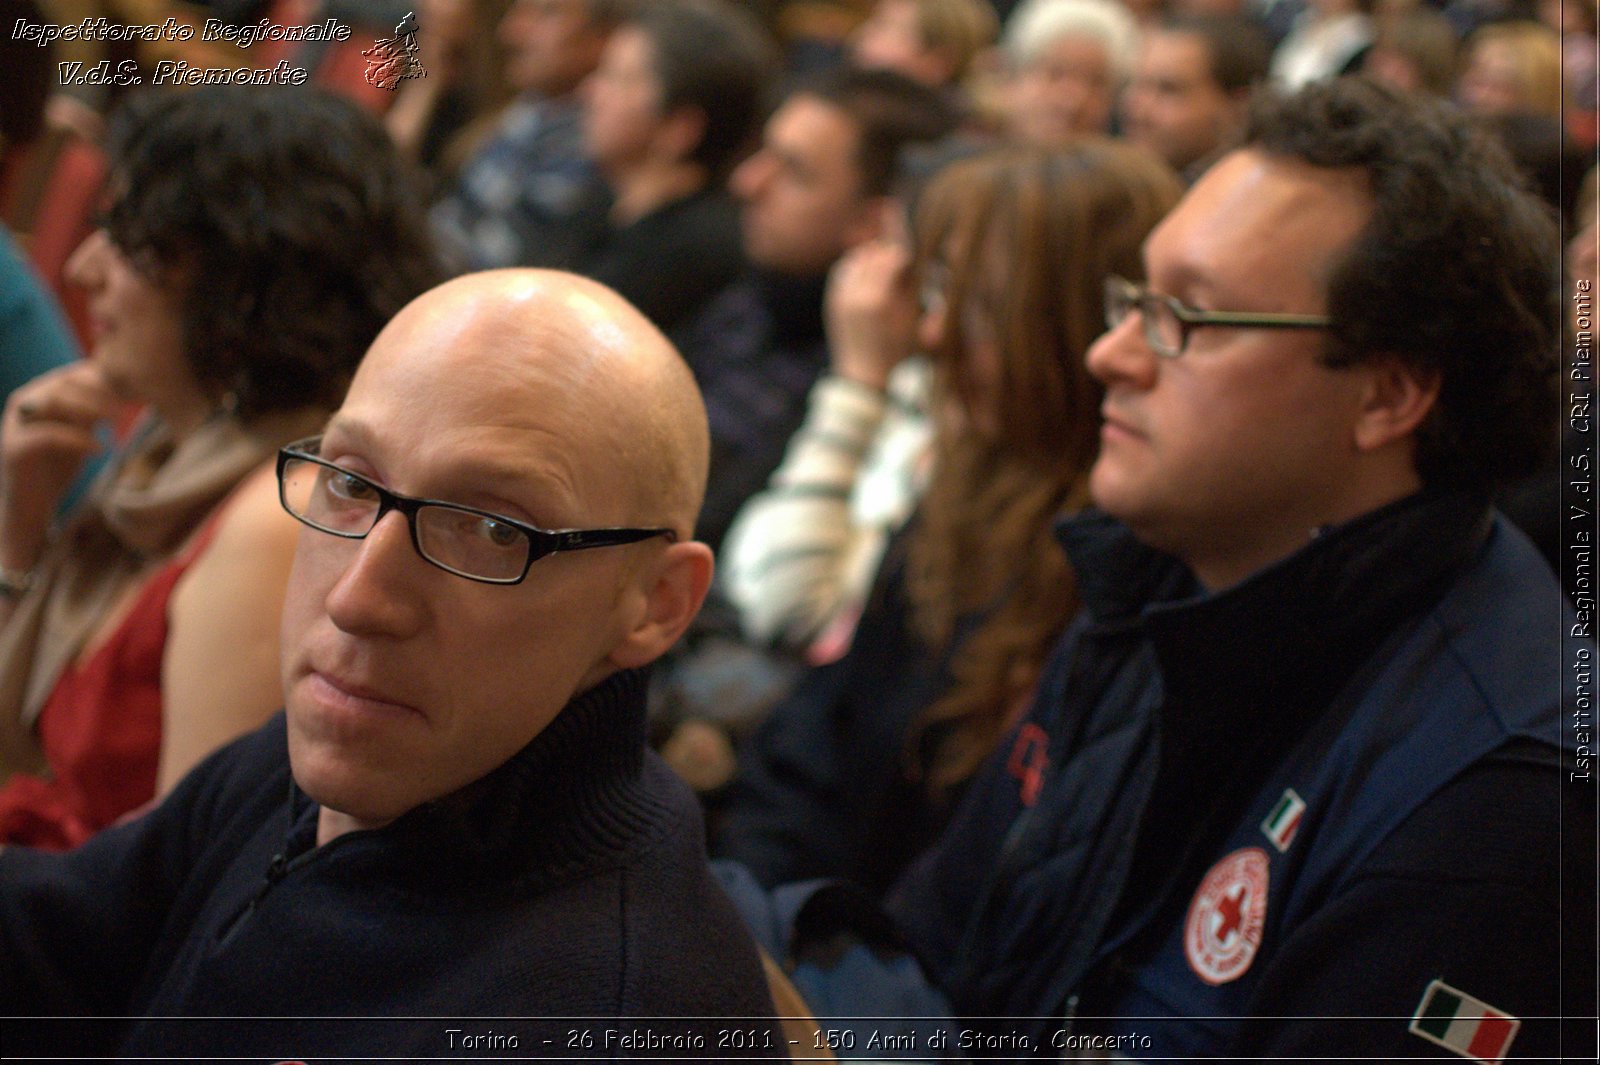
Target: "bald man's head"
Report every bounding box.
[357,270,710,537]
[280,269,719,835]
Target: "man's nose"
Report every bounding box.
[1122,86,1151,124]
[323,510,429,639]
[731,151,773,202]
[1085,310,1159,390]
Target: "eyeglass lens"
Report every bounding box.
[279,456,532,582]
[1106,280,1182,358]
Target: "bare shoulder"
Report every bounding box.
[161,460,297,794]
[199,461,298,562]
[173,461,297,606]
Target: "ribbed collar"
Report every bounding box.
[286,668,670,890]
[1059,491,1492,719]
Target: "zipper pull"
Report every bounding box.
[214,853,291,949]
[250,852,289,907]
[1057,994,1080,1060]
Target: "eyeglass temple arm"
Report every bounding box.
[544,528,679,552]
[1176,307,1333,328]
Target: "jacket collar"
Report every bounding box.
[1052,492,1493,966]
[751,268,828,348]
[1058,492,1492,718]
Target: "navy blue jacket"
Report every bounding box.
[1,669,782,1059]
[887,493,1594,1059]
[716,528,967,898]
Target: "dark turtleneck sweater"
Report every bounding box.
[1,668,782,1059]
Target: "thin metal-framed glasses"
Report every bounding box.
[1104,276,1332,360]
[276,437,677,586]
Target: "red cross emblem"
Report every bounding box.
[1184,847,1269,985]
[1212,884,1247,945]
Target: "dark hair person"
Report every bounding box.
[576,0,777,332]
[1245,77,1560,492]
[718,142,1182,895]
[0,85,441,850]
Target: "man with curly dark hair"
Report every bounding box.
[865,78,1591,1059]
[889,74,1587,1055]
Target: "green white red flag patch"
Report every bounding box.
[1409,979,1520,1063]
[1259,788,1305,852]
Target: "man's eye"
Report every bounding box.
[474,517,524,549]
[327,471,379,503]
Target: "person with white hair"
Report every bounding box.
[1001,0,1140,144]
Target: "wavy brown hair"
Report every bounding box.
[905,142,1181,791]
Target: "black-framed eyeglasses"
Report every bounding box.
[276,437,677,586]
[1104,276,1332,360]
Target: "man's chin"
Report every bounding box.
[289,755,415,831]
[1086,459,1126,514]
[285,718,416,822]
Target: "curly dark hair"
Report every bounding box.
[103,86,442,421]
[1243,78,1561,491]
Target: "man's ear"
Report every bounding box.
[657,105,708,165]
[606,540,715,671]
[842,193,896,251]
[1353,357,1442,453]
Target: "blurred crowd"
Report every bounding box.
[0,0,1592,1052]
[0,0,1593,866]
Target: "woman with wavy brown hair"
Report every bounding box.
[716,141,1181,896]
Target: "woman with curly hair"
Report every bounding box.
[0,86,441,850]
[716,141,1181,896]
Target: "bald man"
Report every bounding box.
[0,271,785,1058]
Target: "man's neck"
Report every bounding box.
[1189,474,1425,592]
[316,807,391,847]
[608,160,707,226]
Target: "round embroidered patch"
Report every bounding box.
[1184,846,1269,986]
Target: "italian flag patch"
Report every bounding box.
[1409,979,1520,1063]
[1259,788,1305,852]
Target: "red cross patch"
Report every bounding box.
[1184,847,1269,985]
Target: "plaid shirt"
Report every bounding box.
[430,94,608,272]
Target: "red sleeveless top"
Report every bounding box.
[0,515,225,850]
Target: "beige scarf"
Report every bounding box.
[0,407,327,779]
